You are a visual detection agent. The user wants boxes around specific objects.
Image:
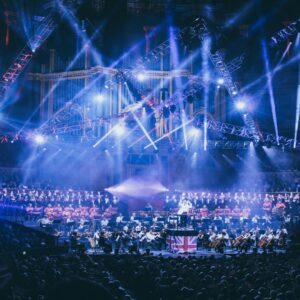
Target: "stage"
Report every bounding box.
[85,248,286,258]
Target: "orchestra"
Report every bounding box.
[0,188,297,254]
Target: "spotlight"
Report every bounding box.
[235,100,246,111]
[232,91,238,96]
[104,84,109,89]
[188,127,201,137]
[33,134,46,145]
[217,78,224,85]
[94,94,104,102]
[136,73,146,81]
[115,123,126,136]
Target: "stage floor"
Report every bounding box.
[85,248,285,258]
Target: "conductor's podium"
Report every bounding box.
[166,229,198,253]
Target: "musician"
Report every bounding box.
[213,214,223,230]
[263,195,272,213]
[114,230,127,253]
[123,224,129,233]
[130,212,137,222]
[69,230,80,251]
[197,230,209,249]
[224,215,231,227]
[134,221,142,233]
[223,205,231,217]
[140,229,158,250]
[100,230,112,253]
[26,203,34,215]
[101,218,109,228]
[200,205,209,218]
[93,230,100,247]
[221,230,230,241]
[215,206,224,216]
[232,205,241,218]
[66,217,75,231]
[89,206,100,219]
[216,231,228,253]
[127,231,140,254]
[177,198,192,215]
[44,204,54,219]
[156,229,167,251]
[112,196,119,206]
[78,218,88,232]
[262,214,272,225]
[242,207,251,218]
[239,231,253,253]
[252,214,259,225]
[275,227,288,248]
[37,216,52,227]
[208,229,216,242]
[275,200,286,214]
[116,213,123,225]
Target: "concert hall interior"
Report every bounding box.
[0,1,300,299]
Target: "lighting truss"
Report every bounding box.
[36,106,300,149]
[102,18,209,89]
[135,18,209,67]
[131,140,251,152]
[198,18,261,143]
[0,13,58,98]
[225,54,245,74]
[270,18,300,48]
[133,18,252,141]
[208,140,250,149]
[209,50,239,97]
[194,118,300,149]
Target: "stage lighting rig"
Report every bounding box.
[0,12,61,99]
[270,18,300,48]
[136,73,146,81]
[114,123,126,136]
[217,78,224,85]
[187,127,201,138]
[33,134,46,145]
[235,100,247,111]
[94,94,104,102]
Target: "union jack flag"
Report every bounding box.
[167,235,197,253]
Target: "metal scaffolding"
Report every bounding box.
[198,19,261,143]
[0,14,57,99]
[194,118,299,149]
